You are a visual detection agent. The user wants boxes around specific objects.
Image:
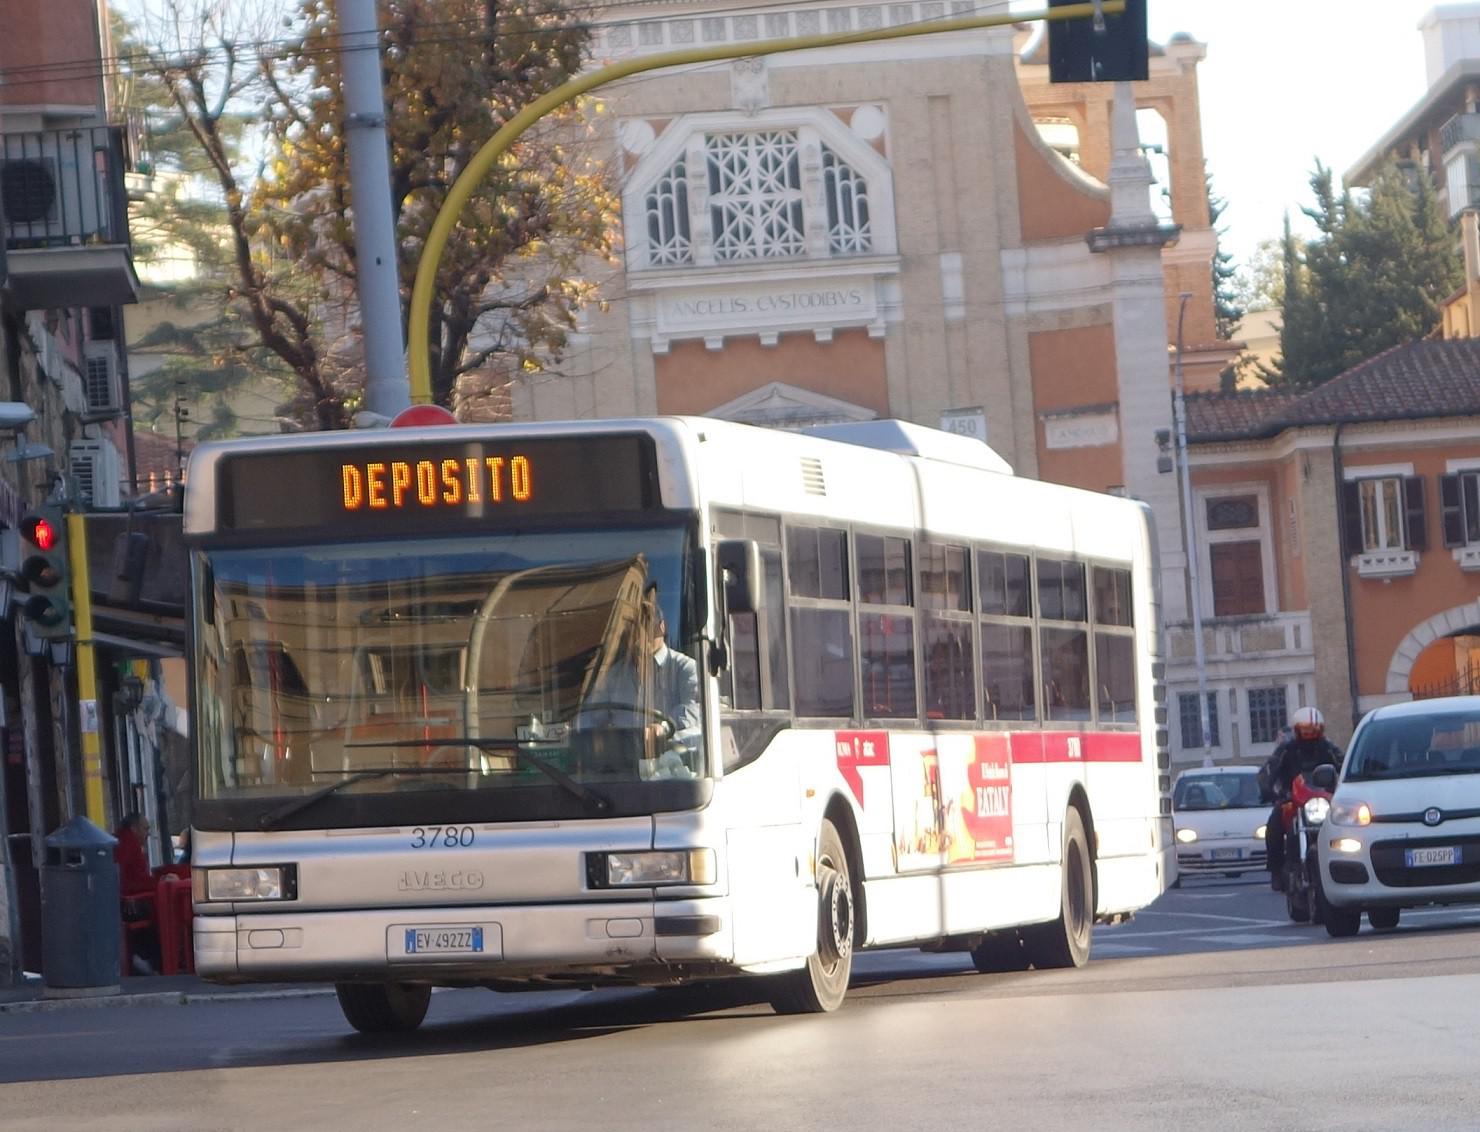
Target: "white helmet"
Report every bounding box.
[1290,706,1325,740]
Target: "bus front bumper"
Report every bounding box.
[193,898,735,982]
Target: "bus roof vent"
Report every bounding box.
[801,419,1014,475]
[800,456,827,496]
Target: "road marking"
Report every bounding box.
[1135,910,1281,925]
[1091,943,1159,956]
[1189,932,1302,947]
[1097,919,1292,940]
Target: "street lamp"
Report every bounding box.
[1172,293,1214,760]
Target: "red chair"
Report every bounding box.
[155,873,195,975]
[120,891,157,978]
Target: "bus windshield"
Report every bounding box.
[194,525,705,818]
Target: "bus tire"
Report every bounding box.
[335,982,432,1034]
[969,931,1030,973]
[767,819,854,1014]
[1021,807,1093,970]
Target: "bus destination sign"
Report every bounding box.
[217,435,660,533]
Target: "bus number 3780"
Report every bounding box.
[410,826,476,849]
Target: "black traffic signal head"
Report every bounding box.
[17,508,70,637]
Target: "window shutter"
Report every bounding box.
[1340,480,1363,556]
[1404,476,1427,551]
[1440,474,1466,548]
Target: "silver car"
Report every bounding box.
[1318,696,1480,936]
[1171,767,1268,883]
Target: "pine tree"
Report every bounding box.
[1273,159,1461,386]
[1207,172,1244,340]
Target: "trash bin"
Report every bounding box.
[41,817,120,996]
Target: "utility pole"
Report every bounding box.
[340,0,411,417]
[1173,292,1213,760]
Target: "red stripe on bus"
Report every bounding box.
[1011,732,1143,764]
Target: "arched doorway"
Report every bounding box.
[1410,633,1480,700]
[1384,600,1480,698]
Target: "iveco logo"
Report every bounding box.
[1424,808,1443,827]
[399,869,486,892]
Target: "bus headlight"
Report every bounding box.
[196,865,297,902]
[589,849,716,888]
[1255,824,1267,840]
[1174,828,1198,844]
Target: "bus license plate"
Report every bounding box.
[1405,846,1459,868]
[1212,849,1242,861]
[405,926,484,955]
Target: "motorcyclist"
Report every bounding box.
[1261,707,1343,891]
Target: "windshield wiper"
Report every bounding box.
[342,738,612,816]
[257,765,461,830]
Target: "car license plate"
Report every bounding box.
[1405,846,1460,867]
[1212,849,1242,861]
[405,926,483,955]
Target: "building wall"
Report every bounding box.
[1342,435,1480,700]
[0,0,104,112]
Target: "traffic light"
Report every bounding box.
[1048,0,1148,84]
[17,506,71,639]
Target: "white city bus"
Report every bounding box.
[185,416,1173,1032]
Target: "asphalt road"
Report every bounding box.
[4,876,1480,1131]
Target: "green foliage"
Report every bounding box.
[1273,159,1462,387]
[1206,172,1244,341]
[125,0,616,430]
[115,8,298,437]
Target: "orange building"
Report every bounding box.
[1183,340,1480,756]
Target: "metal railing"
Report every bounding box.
[1441,112,1480,154]
[1412,661,1480,701]
[0,125,130,249]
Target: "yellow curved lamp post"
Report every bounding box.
[407,1,1125,403]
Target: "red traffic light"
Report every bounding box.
[20,514,57,552]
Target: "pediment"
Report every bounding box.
[706,382,877,430]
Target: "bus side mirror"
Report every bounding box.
[716,539,761,616]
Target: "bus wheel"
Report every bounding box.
[335,982,432,1033]
[768,819,854,1014]
[1021,807,1093,970]
[969,931,1030,973]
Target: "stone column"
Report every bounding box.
[1088,83,1186,622]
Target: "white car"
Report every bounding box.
[1171,766,1268,882]
[1317,696,1480,936]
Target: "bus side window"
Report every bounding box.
[1039,558,1090,722]
[979,549,1036,722]
[857,532,916,720]
[714,511,789,712]
[921,541,975,721]
[1093,565,1137,723]
[787,525,855,718]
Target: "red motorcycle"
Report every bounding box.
[1281,765,1338,923]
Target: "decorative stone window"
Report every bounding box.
[625,110,895,271]
[644,158,691,266]
[706,130,807,261]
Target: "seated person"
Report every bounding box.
[577,603,700,777]
[114,812,161,975]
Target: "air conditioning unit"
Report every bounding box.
[82,341,120,414]
[69,438,122,508]
[0,133,110,246]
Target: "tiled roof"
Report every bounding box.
[1185,340,1480,442]
[131,429,192,479]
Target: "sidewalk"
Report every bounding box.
[0,973,335,1014]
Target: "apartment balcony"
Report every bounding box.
[1,126,139,309]
[1165,610,1314,674]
